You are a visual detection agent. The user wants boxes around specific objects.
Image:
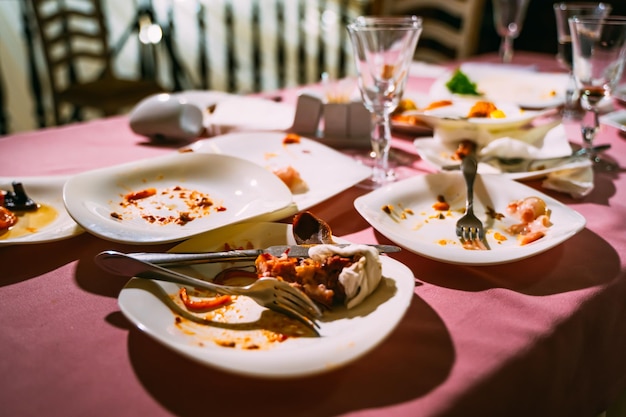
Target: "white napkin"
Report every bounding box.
[542,165,594,198]
[475,123,595,198]
[476,121,570,159]
[433,119,568,156]
[416,122,595,198]
[176,91,296,135]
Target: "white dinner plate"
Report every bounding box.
[403,99,547,132]
[117,222,416,378]
[429,64,569,109]
[186,132,371,210]
[354,173,586,265]
[63,153,294,244]
[177,90,296,134]
[0,176,83,246]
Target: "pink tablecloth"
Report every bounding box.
[1,52,626,417]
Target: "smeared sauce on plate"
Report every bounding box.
[0,204,58,240]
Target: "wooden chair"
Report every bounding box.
[28,0,165,125]
[371,0,486,63]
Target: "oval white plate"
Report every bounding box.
[117,222,415,378]
[187,132,371,210]
[354,173,586,265]
[429,64,569,109]
[63,153,294,244]
[0,176,83,246]
[403,99,546,131]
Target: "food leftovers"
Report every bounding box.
[506,196,551,245]
[380,194,552,248]
[467,101,506,118]
[110,185,225,226]
[272,165,308,194]
[1,182,45,234]
[255,243,382,309]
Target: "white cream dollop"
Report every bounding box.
[307,244,382,309]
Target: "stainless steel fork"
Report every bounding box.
[95,250,322,332]
[455,153,488,248]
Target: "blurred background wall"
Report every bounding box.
[1,0,625,135]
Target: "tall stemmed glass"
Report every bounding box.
[347,16,422,188]
[569,16,626,169]
[553,3,612,119]
[491,0,530,63]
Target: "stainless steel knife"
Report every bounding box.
[128,244,401,266]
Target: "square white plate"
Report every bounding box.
[187,132,371,210]
[63,153,294,244]
[117,222,415,378]
[354,173,586,265]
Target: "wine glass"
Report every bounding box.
[491,0,530,63]
[569,16,626,169]
[346,16,422,187]
[553,3,612,119]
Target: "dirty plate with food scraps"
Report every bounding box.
[0,176,83,246]
[428,64,569,109]
[63,153,295,244]
[354,173,585,265]
[389,92,435,135]
[185,132,372,210]
[402,99,549,132]
[117,222,415,378]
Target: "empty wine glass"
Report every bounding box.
[347,16,422,187]
[569,16,626,169]
[553,3,612,119]
[492,0,530,63]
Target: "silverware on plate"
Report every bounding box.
[95,250,323,332]
[455,152,489,250]
[127,244,401,266]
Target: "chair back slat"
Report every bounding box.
[372,0,486,62]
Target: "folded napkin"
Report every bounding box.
[476,122,594,198]
[434,119,566,153]
[542,165,594,198]
[476,121,569,159]
[173,92,295,135]
[417,121,595,198]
